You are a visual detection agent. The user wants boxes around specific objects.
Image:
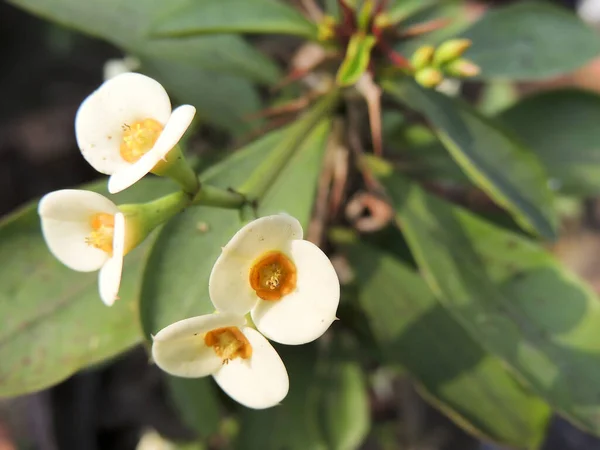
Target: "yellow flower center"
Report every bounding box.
[85,212,115,254]
[120,118,164,163]
[204,327,252,363]
[249,251,297,301]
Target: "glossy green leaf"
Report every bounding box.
[369,157,600,435]
[151,0,318,39]
[384,78,557,239]
[345,239,551,447]
[8,0,280,84]
[236,344,327,450]
[461,2,600,80]
[336,34,376,86]
[142,58,261,136]
[0,178,173,397]
[139,119,331,338]
[498,89,600,196]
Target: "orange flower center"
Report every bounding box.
[120,118,164,163]
[249,251,297,301]
[204,327,252,363]
[85,212,115,254]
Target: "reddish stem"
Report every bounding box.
[338,0,356,30]
[377,39,412,70]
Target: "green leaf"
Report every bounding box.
[236,345,369,450]
[498,89,600,196]
[151,0,318,39]
[383,121,468,184]
[236,344,327,450]
[461,1,600,80]
[139,120,331,337]
[336,34,376,87]
[345,239,551,447]
[383,78,557,239]
[370,158,600,435]
[320,360,370,450]
[143,58,261,136]
[0,178,173,397]
[8,0,280,84]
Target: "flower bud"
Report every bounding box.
[318,16,337,42]
[433,39,472,66]
[415,67,444,88]
[411,45,436,71]
[373,13,392,30]
[445,59,481,78]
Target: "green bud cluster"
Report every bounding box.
[410,39,481,89]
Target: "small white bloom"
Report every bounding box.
[75,72,196,194]
[103,56,141,81]
[38,189,127,306]
[209,214,340,345]
[152,312,289,409]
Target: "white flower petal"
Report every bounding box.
[98,212,125,306]
[208,256,256,315]
[223,214,303,258]
[75,72,172,175]
[38,189,119,221]
[252,240,340,345]
[107,104,196,194]
[208,214,303,314]
[38,190,118,272]
[212,327,288,409]
[152,313,246,378]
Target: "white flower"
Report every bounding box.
[209,214,340,345]
[151,312,289,409]
[38,189,127,306]
[75,72,196,194]
[103,57,141,81]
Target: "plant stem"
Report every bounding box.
[192,184,247,209]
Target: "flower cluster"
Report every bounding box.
[38,73,197,305]
[152,214,340,409]
[37,72,341,409]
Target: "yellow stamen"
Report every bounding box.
[85,212,115,254]
[120,118,163,163]
[204,327,252,363]
[249,251,297,301]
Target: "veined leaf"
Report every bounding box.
[345,238,551,448]
[368,156,600,435]
[384,78,557,239]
